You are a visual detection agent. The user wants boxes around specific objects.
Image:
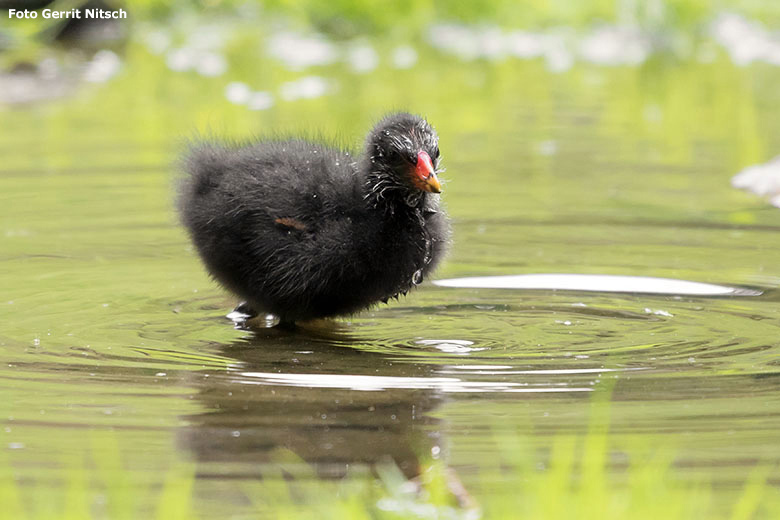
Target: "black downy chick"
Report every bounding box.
[177,113,450,324]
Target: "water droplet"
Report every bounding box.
[423,237,432,265]
[262,314,280,328]
[412,269,424,285]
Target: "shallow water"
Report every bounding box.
[2,11,780,517]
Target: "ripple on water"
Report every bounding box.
[433,273,763,296]
[234,371,593,393]
[334,286,779,382]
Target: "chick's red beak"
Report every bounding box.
[413,150,441,193]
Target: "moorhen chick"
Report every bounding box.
[178,112,450,324]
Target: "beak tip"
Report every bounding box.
[427,176,442,193]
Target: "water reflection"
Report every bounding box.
[435,273,763,296]
[180,325,445,480]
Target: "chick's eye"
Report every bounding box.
[388,149,406,163]
[432,147,440,160]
